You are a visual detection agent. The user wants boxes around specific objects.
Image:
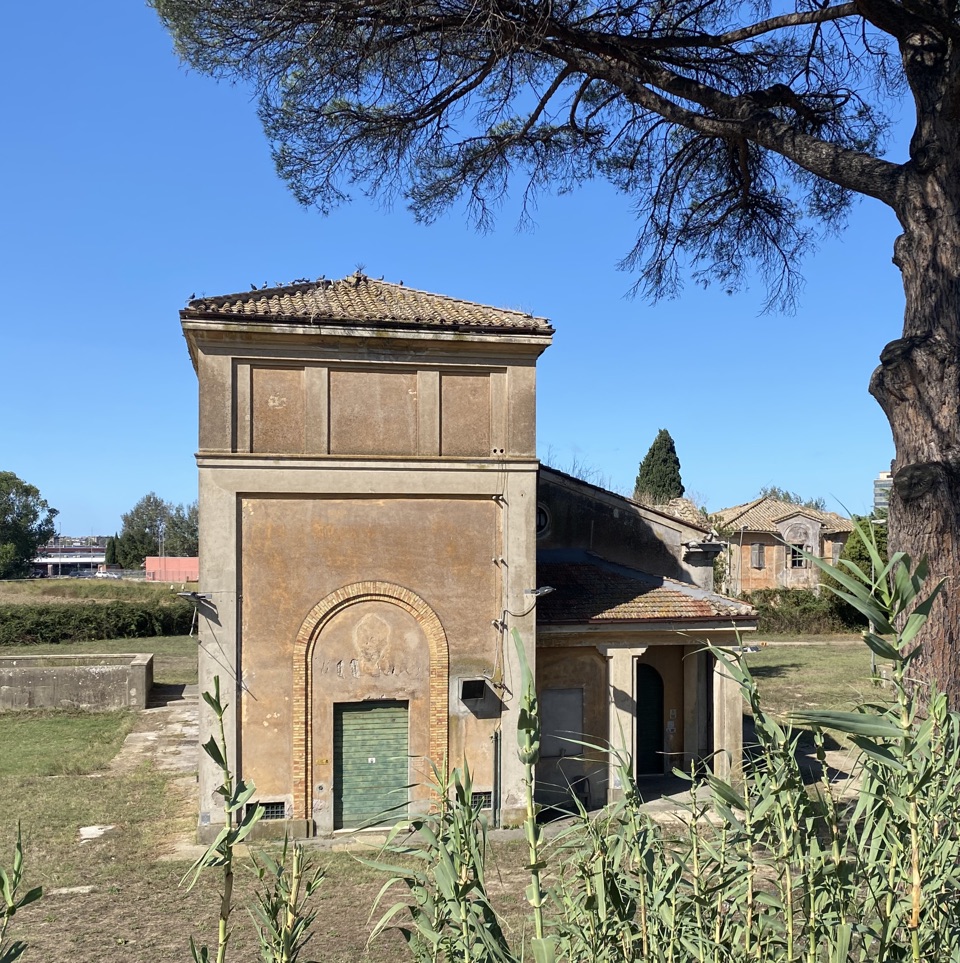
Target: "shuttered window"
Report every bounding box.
[750,543,765,569]
[541,688,584,759]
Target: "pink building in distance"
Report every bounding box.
[144,556,199,582]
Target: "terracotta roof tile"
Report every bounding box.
[537,553,755,624]
[715,496,854,534]
[646,497,711,528]
[182,273,552,333]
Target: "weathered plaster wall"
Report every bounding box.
[537,473,714,588]
[195,460,540,836]
[191,332,540,460]
[238,495,501,829]
[729,534,784,594]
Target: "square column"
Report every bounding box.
[600,645,647,804]
[712,654,743,785]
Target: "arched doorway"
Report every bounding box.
[292,581,449,829]
[635,662,664,775]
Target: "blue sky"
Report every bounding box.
[2,1,903,536]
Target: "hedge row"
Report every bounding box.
[744,588,864,635]
[0,601,195,646]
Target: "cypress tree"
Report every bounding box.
[634,429,684,503]
[105,535,118,566]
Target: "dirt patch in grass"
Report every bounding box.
[5,802,531,963]
[14,856,406,963]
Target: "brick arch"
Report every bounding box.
[291,581,449,822]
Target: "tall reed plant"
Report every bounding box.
[184,676,326,963]
[0,826,41,963]
[369,525,960,961]
[183,675,263,963]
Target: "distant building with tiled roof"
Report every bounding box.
[714,495,854,595]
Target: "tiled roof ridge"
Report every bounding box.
[715,495,768,527]
[716,495,853,532]
[183,271,552,330]
[188,276,324,308]
[771,505,853,528]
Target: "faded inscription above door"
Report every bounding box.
[314,602,428,693]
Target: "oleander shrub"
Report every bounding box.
[0,600,193,645]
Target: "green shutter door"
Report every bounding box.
[334,701,409,829]
[635,664,664,776]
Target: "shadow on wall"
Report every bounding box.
[537,468,703,584]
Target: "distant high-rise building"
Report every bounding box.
[874,470,893,515]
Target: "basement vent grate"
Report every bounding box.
[471,792,492,811]
[249,801,286,821]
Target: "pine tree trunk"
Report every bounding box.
[872,330,960,704]
[870,73,960,702]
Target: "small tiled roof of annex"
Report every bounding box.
[181,272,552,334]
[536,552,755,624]
[715,496,854,534]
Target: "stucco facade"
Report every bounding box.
[534,470,752,806]
[181,274,754,839]
[716,497,854,596]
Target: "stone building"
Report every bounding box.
[180,273,753,839]
[716,496,854,596]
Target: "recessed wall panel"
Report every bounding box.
[440,373,491,456]
[329,369,418,455]
[251,366,306,453]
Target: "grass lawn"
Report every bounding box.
[0,711,140,776]
[742,633,887,717]
[0,579,195,606]
[0,632,885,962]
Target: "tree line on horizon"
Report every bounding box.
[107,493,198,571]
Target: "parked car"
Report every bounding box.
[95,571,121,579]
